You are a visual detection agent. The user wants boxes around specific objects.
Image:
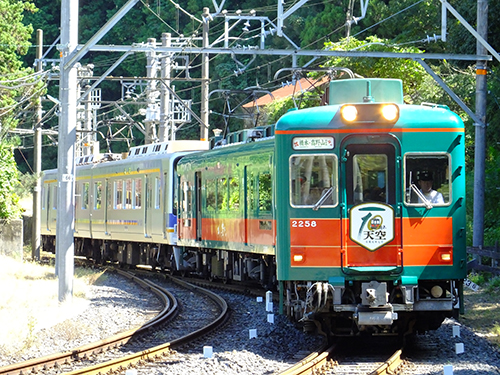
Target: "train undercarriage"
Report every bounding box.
[42,234,460,337]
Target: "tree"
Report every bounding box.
[0,0,40,219]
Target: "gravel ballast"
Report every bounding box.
[1,271,500,374]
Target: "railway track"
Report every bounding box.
[278,342,406,375]
[0,270,229,375]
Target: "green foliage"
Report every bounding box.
[0,0,40,219]
[467,272,487,286]
[322,36,427,103]
[485,276,500,294]
[264,90,323,125]
[0,143,22,219]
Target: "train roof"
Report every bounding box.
[275,102,463,132]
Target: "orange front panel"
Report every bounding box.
[290,219,341,246]
[343,217,401,267]
[402,216,453,244]
[343,243,400,267]
[291,246,342,267]
[401,245,453,266]
[290,219,341,267]
[401,217,454,266]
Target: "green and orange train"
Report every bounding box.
[41,78,466,337]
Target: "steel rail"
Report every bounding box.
[0,269,177,375]
[61,275,229,375]
[278,343,336,375]
[369,349,405,375]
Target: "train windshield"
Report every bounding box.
[345,144,396,205]
[290,154,338,207]
[404,153,450,206]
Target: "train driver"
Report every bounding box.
[418,171,444,204]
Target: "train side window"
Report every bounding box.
[182,180,192,213]
[42,185,46,210]
[133,178,142,209]
[258,173,272,212]
[206,179,216,211]
[114,180,123,209]
[290,154,337,207]
[52,185,57,209]
[94,181,102,210]
[229,176,240,211]
[82,182,89,210]
[125,179,132,209]
[217,178,227,211]
[404,153,450,206]
[155,177,161,209]
[247,171,255,211]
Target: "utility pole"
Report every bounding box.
[201,8,210,141]
[145,37,158,144]
[56,0,78,303]
[473,0,488,251]
[32,29,43,262]
[159,33,171,142]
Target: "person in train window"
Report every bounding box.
[418,171,444,204]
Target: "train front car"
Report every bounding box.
[275,78,466,337]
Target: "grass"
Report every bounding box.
[0,254,105,357]
[462,274,500,348]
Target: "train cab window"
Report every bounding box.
[345,144,395,205]
[94,181,102,210]
[290,154,337,207]
[405,154,450,206]
[352,154,387,204]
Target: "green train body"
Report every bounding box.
[41,78,466,337]
[176,78,466,336]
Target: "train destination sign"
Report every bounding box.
[292,136,334,150]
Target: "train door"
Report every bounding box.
[340,138,402,271]
[195,172,202,240]
[145,175,153,238]
[104,179,109,235]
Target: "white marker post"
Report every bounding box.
[266,291,273,312]
[203,346,213,358]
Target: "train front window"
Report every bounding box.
[404,154,450,206]
[345,144,395,205]
[352,154,387,204]
[290,154,338,207]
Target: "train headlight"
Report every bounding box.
[293,254,304,262]
[431,285,444,298]
[381,104,399,121]
[341,105,358,122]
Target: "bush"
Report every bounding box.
[0,143,22,219]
